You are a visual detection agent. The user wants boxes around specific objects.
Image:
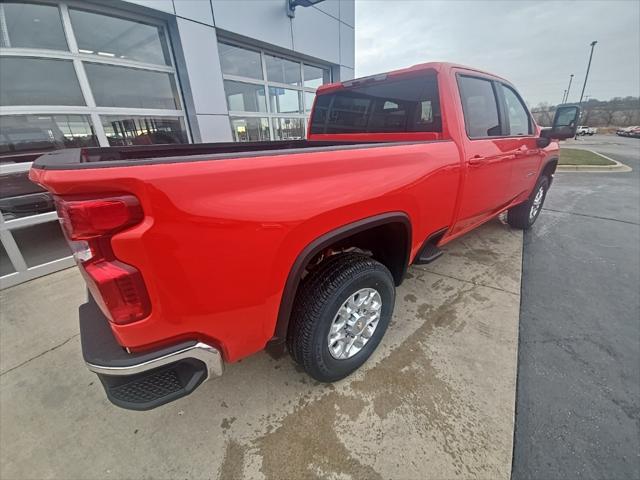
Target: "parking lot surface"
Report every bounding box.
[1,219,522,479]
[513,135,640,479]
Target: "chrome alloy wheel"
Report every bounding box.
[327,288,382,360]
[530,185,545,220]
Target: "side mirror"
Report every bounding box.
[540,105,581,142]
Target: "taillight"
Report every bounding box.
[55,194,150,325]
[57,196,142,240]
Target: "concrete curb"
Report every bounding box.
[557,150,632,173]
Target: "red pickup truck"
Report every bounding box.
[30,62,579,410]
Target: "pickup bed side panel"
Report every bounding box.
[32,142,461,361]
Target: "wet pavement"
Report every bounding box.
[1,219,522,479]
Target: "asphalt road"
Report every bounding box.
[512,135,640,479]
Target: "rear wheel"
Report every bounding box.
[507,176,549,230]
[287,253,395,382]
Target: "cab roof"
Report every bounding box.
[317,62,512,94]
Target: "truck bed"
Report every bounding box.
[30,137,461,362]
[31,139,417,170]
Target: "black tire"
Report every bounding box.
[507,176,550,230]
[286,252,395,382]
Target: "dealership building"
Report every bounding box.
[0,0,355,287]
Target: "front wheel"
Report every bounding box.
[507,176,549,230]
[287,253,395,382]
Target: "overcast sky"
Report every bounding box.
[355,0,640,106]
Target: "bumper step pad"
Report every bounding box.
[98,359,207,410]
[109,368,183,404]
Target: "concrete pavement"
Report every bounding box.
[1,219,523,480]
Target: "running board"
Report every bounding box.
[414,243,443,264]
[413,227,448,265]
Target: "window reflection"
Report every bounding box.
[0,115,98,155]
[69,9,170,65]
[266,55,301,86]
[230,117,271,142]
[458,76,502,138]
[101,116,188,146]
[269,88,301,114]
[273,118,304,140]
[85,63,180,109]
[0,172,53,221]
[0,3,68,50]
[0,57,85,106]
[310,74,441,134]
[219,43,263,80]
[501,85,531,136]
[224,81,267,113]
[305,92,316,111]
[218,41,331,142]
[304,64,330,89]
[0,115,98,221]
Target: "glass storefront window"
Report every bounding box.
[219,43,263,80]
[269,88,301,114]
[230,117,270,142]
[265,55,301,86]
[224,81,267,113]
[273,118,304,140]
[11,221,72,267]
[304,64,330,89]
[0,3,68,50]
[85,63,180,109]
[0,57,85,106]
[0,4,187,287]
[0,115,98,156]
[69,9,171,65]
[305,92,316,111]
[101,116,188,146]
[219,40,331,140]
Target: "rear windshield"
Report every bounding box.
[310,73,441,135]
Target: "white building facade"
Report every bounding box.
[0,0,355,287]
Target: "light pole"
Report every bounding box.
[563,74,574,103]
[561,89,567,105]
[579,41,597,105]
[576,41,597,138]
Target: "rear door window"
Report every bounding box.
[457,75,502,138]
[500,84,532,136]
[310,74,441,134]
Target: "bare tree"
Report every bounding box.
[534,97,639,127]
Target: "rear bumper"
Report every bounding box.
[79,297,223,410]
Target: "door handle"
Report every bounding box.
[468,155,487,166]
[514,146,541,157]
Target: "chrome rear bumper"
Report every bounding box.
[79,296,223,410]
[85,341,224,379]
